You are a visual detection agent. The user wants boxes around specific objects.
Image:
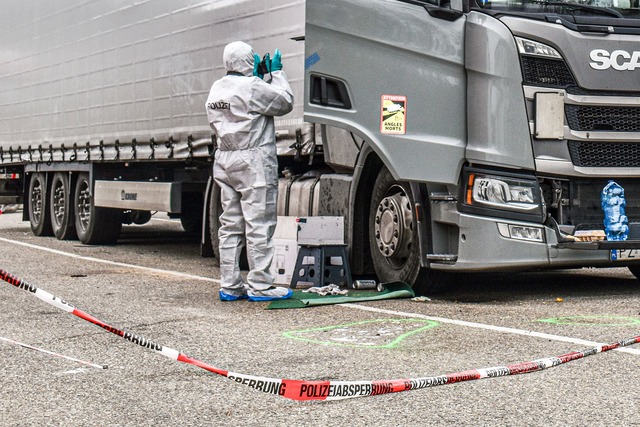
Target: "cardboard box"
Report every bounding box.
[270,216,344,285]
[296,216,344,245]
[271,238,299,285]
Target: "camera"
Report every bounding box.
[257,54,270,76]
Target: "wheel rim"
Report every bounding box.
[77,180,91,232]
[52,179,66,227]
[374,184,414,269]
[30,178,45,225]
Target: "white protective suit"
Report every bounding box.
[206,41,294,294]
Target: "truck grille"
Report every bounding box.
[521,57,575,87]
[566,105,640,132]
[566,87,640,97]
[568,140,640,167]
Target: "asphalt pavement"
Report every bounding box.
[1,210,639,426]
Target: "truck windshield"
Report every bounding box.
[476,0,640,18]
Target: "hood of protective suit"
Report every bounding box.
[223,41,255,77]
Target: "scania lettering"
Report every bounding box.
[2,0,640,294]
[589,49,640,70]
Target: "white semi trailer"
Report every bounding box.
[0,0,313,247]
[3,0,640,293]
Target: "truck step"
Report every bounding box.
[430,193,457,202]
[427,254,458,263]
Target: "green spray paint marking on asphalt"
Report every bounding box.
[282,318,439,349]
[537,315,640,327]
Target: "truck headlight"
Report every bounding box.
[470,176,534,211]
[460,168,545,222]
[515,37,561,59]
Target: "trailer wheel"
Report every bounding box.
[74,173,121,244]
[50,172,77,240]
[28,172,53,236]
[369,166,446,294]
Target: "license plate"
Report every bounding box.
[611,249,640,261]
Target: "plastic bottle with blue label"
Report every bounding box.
[601,181,629,241]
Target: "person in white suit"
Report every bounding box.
[206,41,294,301]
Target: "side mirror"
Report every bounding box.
[424,3,464,20]
[451,0,470,13]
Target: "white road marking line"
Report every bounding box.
[0,237,220,284]
[150,217,180,223]
[0,335,107,369]
[338,303,640,355]
[2,236,638,355]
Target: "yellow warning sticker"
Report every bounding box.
[380,95,406,135]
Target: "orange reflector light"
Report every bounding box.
[466,173,475,205]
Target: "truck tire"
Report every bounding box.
[50,172,77,240]
[28,172,53,236]
[73,173,121,245]
[369,166,446,294]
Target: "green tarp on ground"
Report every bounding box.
[266,282,414,309]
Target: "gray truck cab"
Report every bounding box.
[305,0,640,292]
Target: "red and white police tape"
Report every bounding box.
[2,268,639,401]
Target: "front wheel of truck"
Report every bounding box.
[73,173,121,245]
[368,166,446,294]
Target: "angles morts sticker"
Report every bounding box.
[380,95,406,135]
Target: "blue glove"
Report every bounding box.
[270,49,283,71]
[253,53,264,78]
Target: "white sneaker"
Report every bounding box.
[247,286,293,302]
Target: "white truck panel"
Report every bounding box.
[0,0,306,163]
